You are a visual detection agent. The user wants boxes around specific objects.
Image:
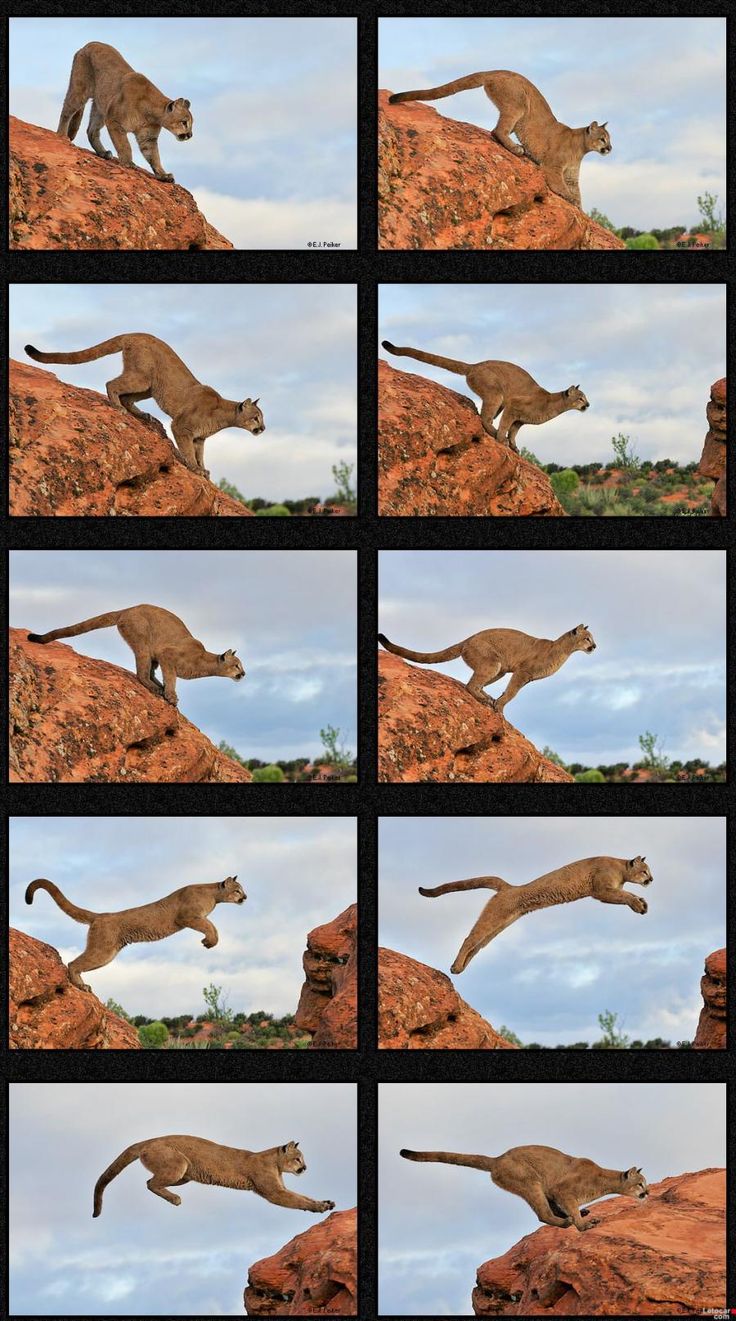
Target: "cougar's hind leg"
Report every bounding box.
[491,110,525,156]
[479,390,504,439]
[140,1144,190,1207]
[522,1183,573,1228]
[465,664,503,707]
[67,928,120,991]
[494,669,532,715]
[87,103,111,158]
[119,391,154,422]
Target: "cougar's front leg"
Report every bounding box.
[194,439,210,479]
[135,129,174,182]
[171,421,199,473]
[188,917,219,949]
[257,1185,335,1213]
[158,655,179,707]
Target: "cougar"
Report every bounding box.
[25,336,264,478]
[93,1137,335,1217]
[26,603,245,706]
[378,624,597,711]
[419,856,653,973]
[388,70,612,207]
[57,41,193,182]
[381,341,588,451]
[400,1145,647,1231]
[25,875,246,990]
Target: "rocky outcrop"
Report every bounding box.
[9,360,251,517]
[378,360,565,516]
[378,651,573,783]
[244,1208,357,1315]
[696,378,726,516]
[379,948,516,1049]
[295,904,358,1049]
[693,948,726,1049]
[9,117,232,250]
[378,92,624,251]
[9,629,252,783]
[473,1168,725,1316]
[9,928,140,1049]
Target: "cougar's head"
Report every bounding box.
[220,876,247,904]
[570,624,597,654]
[236,398,265,436]
[564,384,589,411]
[622,1167,649,1200]
[586,120,612,154]
[163,97,193,140]
[219,648,245,682]
[627,856,653,887]
[280,1141,307,1176]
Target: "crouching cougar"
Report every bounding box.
[25,875,246,990]
[400,1145,648,1231]
[57,41,193,182]
[382,341,589,451]
[419,855,653,973]
[94,1137,335,1216]
[27,603,245,706]
[388,69,612,207]
[25,335,264,479]
[378,623,596,712]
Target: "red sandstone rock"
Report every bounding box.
[693,948,726,1049]
[378,650,573,783]
[295,904,357,1049]
[696,378,726,516]
[9,928,140,1049]
[9,628,252,783]
[10,117,232,250]
[473,1168,725,1316]
[378,359,565,516]
[9,360,252,517]
[378,91,624,251]
[244,1208,357,1315]
[379,947,516,1049]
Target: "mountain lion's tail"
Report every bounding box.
[93,1143,144,1217]
[389,73,492,105]
[25,337,125,366]
[419,876,511,898]
[400,1149,496,1172]
[378,633,464,664]
[381,340,470,376]
[25,879,96,925]
[27,611,123,645]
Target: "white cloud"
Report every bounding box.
[192,189,357,250]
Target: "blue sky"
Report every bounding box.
[380,284,725,467]
[380,816,725,1047]
[10,816,356,1020]
[10,1082,356,1316]
[379,17,726,230]
[10,550,357,764]
[9,17,357,248]
[379,1082,725,1316]
[10,284,357,501]
[379,551,726,767]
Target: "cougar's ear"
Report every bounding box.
[601,121,608,129]
[641,856,646,862]
[182,98,191,109]
[220,879,227,889]
[252,397,260,406]
[238,399,252,411]
[637,1167,643,1174]
[587,121,600,133]
[166,101,175,114]
[280,1144,288,1154]
[628,858,636,867]
[224,648,235,658]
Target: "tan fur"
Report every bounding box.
[25,875,246,991]
[27,603,245,706]
[93,1137,335,1217]
[25,335,264,477]
[378,623,597,712]
[400,1144,648,1231]
[57,41,193,182]
[389,70,612,206]
[419,855,653,973]
[382,341,589,451]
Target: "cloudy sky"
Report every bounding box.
[379,551,726,766]
[10,816,356,1020]
[10,1082,356,1316]
[380,816,724,1047]
[379,1082,725,1316]
[379,17,726,230]
[10,550,357,763]
[9,17,356,248]
[10,283,356,501]
[380,284,725,467]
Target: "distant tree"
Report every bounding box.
[611,433,640,470]
[218,477,249,506]
[519,446,542,468]
[105,997,132,1022]
[638,730,669,775]
[541,745,566,768]
[696,191,724,233]
[319,724,351,764]
[330,461,356,504]
[499,1025,524,1047]
[138,1021,169,1048]
[625,233,659,249]
[595,1009,629,1049]
[218,739,249,766]
[589,207,618,232]
[252,763,286,782]
[202,983,233,1024]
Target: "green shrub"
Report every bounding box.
[574,768,605,782]
[138,1021,169,1048]
[625,233,659,249]
[256,504,291,516]
[252,763,286,782]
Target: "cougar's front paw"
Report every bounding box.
[582,1217,600,1230]
[157,172,175,183]
[632,896,648,914]
[316,1200,335,1212]
[202,937,216,948]
[164,692,179,706]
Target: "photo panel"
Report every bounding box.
[378,1082,726,1316]
[9,1081,358,1315]
[9,283,358,518]
[378,816,726,1051]
[9,549,358,783]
